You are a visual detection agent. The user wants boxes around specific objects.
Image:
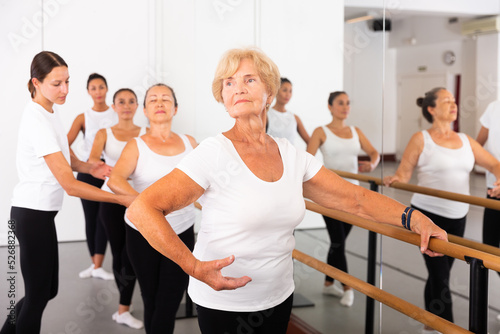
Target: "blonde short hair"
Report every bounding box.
[212,47,281,103]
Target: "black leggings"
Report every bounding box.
[483,193,500,278]
[98,202,136,305]
[413,206,466,323]
[126,224,194,334]
[323,215,352,284]
[1,207,59,334]
[77,172,107,256]
[196,293,293,334]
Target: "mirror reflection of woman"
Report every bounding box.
[384,87,500,333]
[108,84,197,334]
[307,91,379,307]
[67,73,117,280]
[267,78,310,146]
[88,88,147,329]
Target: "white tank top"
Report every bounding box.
[267,108,298,145]
[125,134,195,234]
[101,127,147,193]
[320,126,361,185]
[80,108,118,161]
[411,130,474,219]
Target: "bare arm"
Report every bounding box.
[88,129,107,164]
[304,167,447,255]
[107,140,140,196]
[295,115,310,145]
[383,132,424,186]
[467,135,500,197]
[306,127,325,156]
[67,113,84,147]
[476,126,489,146]
[44,151,132,206]
[356,127,380,173]
[127,168,252,290]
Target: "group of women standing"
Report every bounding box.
[7,46,494,334]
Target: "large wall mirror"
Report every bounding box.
[1,0,500,332]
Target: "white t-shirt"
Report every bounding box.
[480,100,500,188]
[319,126,361,185]
[12,101,71,211]
[411,130,474,219]
[101,126,147,192]
[80,108,118,161]
[124,134,195,234]
[267,108,298,145]
[176,134,322,312]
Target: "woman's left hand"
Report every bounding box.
[410,210,448,257]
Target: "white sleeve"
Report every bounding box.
[302,150,323,182]
[176,137,220,190]
[480,101,499,129]
[30,113,63,158]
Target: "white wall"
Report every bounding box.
[343,21,387,153]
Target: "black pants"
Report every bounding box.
[98,202,136,305]
[483,193,500,278]
[126,224,194,334]
[413,205,466,323]
[323,215,352,284]
[1,207,59,334]
[196,293,293,334]
[77,172,107,256]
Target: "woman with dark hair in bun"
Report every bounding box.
[1,51,132,334]
[384,87,500,333]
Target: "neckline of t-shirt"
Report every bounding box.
[31,100,56,116]
[424,130,464,151]
[137,134,188,158]
[219,134,285,184]
[324,125,354,140]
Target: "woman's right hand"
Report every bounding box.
[191,255,252,291]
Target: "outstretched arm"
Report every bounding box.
[44,151,132,206]
[304,167,447,256]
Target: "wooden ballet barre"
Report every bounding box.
[292,249,472,334]
[304,200,500,273]
[331,169,500,211]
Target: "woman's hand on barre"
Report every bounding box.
[383,175,399,187]
[410,210,448,257]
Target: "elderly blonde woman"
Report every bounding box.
[127,48,447,334]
